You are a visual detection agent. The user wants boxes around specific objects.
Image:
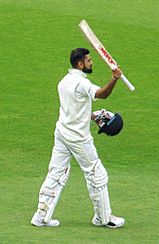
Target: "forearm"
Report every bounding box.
[95,67,122,99]
[95,77,118,99]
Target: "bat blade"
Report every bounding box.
[79,19,117,70]
[79,19,135,91]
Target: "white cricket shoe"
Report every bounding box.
[92,214,125,228]
[31,212,60,227]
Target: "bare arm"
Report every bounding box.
[95,67,122,99]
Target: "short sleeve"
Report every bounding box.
[75,78,101,101]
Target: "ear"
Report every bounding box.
[77,61,84,70]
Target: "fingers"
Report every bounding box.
[112,66,122,80]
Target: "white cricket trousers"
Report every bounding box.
[37,128,112,225]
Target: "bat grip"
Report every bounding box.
[120,74,135,91]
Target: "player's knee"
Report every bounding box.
[58,165,70,186]
[40,165,70,196]
[94,160,108,181]
[86,160,108,188]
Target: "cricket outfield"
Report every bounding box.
[0,0,159,243]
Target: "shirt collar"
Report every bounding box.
[68,68,87,78]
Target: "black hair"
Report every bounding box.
[70,48,90,68]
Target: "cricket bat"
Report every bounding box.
[79,20,135,91]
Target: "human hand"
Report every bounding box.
[112,67,122,81]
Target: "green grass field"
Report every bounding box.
[0,0,159,243]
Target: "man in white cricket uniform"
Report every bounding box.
[31,48,125,228]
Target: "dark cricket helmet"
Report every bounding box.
[98,112,123,136]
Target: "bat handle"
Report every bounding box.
[120,74,135,91]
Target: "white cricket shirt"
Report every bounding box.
[56,69,100,142]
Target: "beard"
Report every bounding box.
[82,67,93,74]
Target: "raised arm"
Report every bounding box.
[95,67,122,99]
